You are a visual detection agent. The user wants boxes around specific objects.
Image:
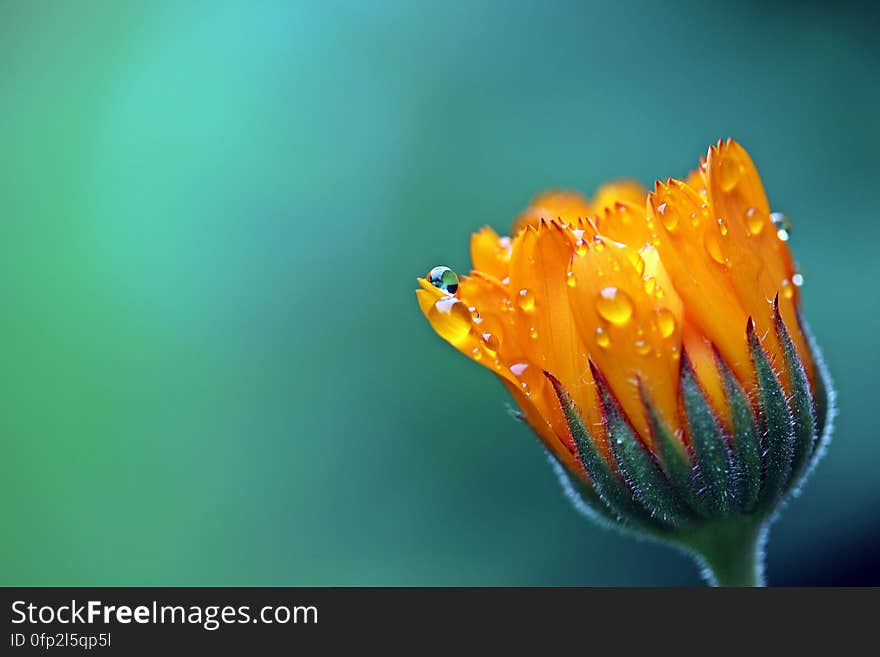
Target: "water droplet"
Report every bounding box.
[780,279,794,300]
[510,362,529,376]
[529,326,539,340]
[657,201,679,231]
[481,332,500,355]
[719,157,743,191]
[771,212,791,242]
[471,347,482,361]
[690,212,700,228]
[634,339,651,356]
[468,306,481,321]
[627,250,645,276]
[595,327,610,348]
[792,273,804,287]
[655,308,676,338]
[517,288,536,313]
[596,287,634,325]
[427,266,460,294]
[745,207,764,235]
[704,231,726,265]
[575,239,588,256]
[566,271,576,287]
[717,217,728,236]
[643,277,657,295]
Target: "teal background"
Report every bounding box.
[2,1,878,585]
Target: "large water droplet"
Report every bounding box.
[656,308,676,338]
[719,157,743,191]
[596,287,634,325]
[427,266,460,294]
[518,288,536,313]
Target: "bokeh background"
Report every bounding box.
[2,0,878,586]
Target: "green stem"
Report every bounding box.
[679,519,767,587]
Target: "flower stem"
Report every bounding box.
[680,519,767,587]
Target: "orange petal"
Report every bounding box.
[470,226,511,281]
[567,234,684,446]
[591,179,647,215]
[647,179,753,388]
[704,139,812,389]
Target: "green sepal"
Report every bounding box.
[773,298,816,490]
[714,348,761,513]
[545,452,619,528]
[747,318,796,510]
[590,362,690,527]
[680,352,736,515]
[544,371,660,530]
[640,381,710,518]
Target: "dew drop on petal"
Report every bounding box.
[634,339,651,356]
[575,239,588,256]
[704,231,726,265]
[655,308,676,338]
[657,201,678,231]
[595,327,610,348]
[566,271,576,287]
[596,287,634,325]
[745,207,764,235]
[427,266,460,294]
[792,273,804,287]
[717,217,729,236]
[481,332,500,356]
[627,250,646,276]
[643,276,657,295]
[780,278,794,300]
[471,347,482,361]
[518,288,536,313]
[719,157,743,191]
[529,326,539,340]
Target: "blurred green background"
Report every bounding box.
[2,0,878,585]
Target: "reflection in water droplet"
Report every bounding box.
[575,239,588,256]
[529,326,539,340]
[566,271,576,287]
[595,327,610,348]
[717,217,728,236]
[792,273,804,287]
[518,288,536,312]
[596,287,634,325]
[656,308,676,338]
[427,266,460,294]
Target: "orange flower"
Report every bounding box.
[420,139,811,468]
[416,139,833,584]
